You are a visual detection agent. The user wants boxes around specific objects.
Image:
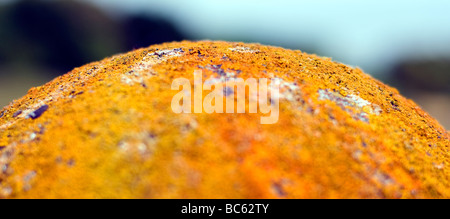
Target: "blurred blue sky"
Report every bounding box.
[74,0,450,76]
[1,0,450,76]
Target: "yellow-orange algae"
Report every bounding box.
[0,41,448,198]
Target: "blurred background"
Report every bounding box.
[0,0,448,128]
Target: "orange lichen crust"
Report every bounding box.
[0,41,448,199]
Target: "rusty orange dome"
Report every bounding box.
[0,41,448,198]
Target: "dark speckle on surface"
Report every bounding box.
[200,64,227,76]
[391,100,399,107]
[223,86,234,97]
[211,64,226,76]
[67,159,76,167]
[390,99,401,111]
[13,110,22,118]
[152,48,184,58]
[148,132,157,139]
[28,105,49,120]
[196,50,203,58]
[271,182,287,197]
[0,111,4,119]
[2,163,9,174]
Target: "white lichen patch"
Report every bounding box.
[346,94,371,108]
[318,89,382,122]
[151,48,184,58]
[0,143,16,197]
[29,132,37,141]
[22,170,37,191]
[0,121,15,130]
[229,46,259,53]
[201,66,303,105]
[124,48,184,86]
[270,77,301,102]
[18,101,47,120]
[117,131,158,158]
[373,170,395,186]
[121,75,135,85]
[0,144,15,171]
[0,101,47,130]
[0,186,12,197]
[433,162,445,170]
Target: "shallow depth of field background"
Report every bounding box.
[0,0,449,128]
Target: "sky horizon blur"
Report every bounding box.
[76,0,450,76]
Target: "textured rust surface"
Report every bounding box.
[0,41,448,198]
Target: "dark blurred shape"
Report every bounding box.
[0,0,122,76]
[392,59,450,93]
[10,0,84,72]
[0,52,5,65]
[0,0,187,77]
[124,14,185,50]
